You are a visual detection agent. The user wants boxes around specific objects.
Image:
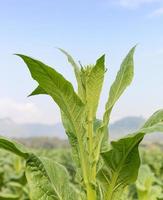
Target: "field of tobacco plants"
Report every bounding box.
[0,145,163,200]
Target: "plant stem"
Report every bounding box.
[87,184,96,200]
[87,112,97,200]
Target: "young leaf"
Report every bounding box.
[103,46,136,125]
[58,48,84,100]
[86,55,105,118]
[98,46,136,152]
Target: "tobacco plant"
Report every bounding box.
[0,47,163,200]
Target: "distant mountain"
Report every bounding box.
[109,116,163,142]
[110,116,145,139]
[0,118,22,137]
[0,118,65,139]
[0,116,163,142]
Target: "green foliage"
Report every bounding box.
[0,47,163,200]
[136,165,162,200]
[0,151,29,200]
[0,146,163,200]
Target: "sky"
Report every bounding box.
[0,0,163,125]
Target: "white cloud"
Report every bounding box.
[115,0,163,8]
[0,98,47,124]
[149,7,163,16]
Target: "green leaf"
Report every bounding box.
[142,109,163,128]
[98,121,163,200]
[103,46,136,125]
[29,86,80,166]
[26,154,80,200]
[61,111,80,168]
[28,86,81,167]
[99,47,136,151]
[28,55,106,170]
[41,157,80,200]
[28,85,47,96]
[58,48,84,100]
[93,119,108,162]
[0,136,29,158]
[16,54,85,138]
[29,83,80,167]
[97,46,136,153]
[28,85,80,167]
[86,55,105,118]
[98,133,141,200]
[17,55,89,182]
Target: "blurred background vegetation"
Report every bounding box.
[0,142,163,200]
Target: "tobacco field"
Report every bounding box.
[0,145,163,200]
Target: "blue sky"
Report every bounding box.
[0,0,163,124]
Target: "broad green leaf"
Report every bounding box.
[58,48,84,100]
[98,122,163,200]
[17,55,89,183]
[0,136,29,158]
[16,54,85,137]
[41,157,80,200]
[26,154,61,200]
[26,154,80,200]
[98,133,141,200]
